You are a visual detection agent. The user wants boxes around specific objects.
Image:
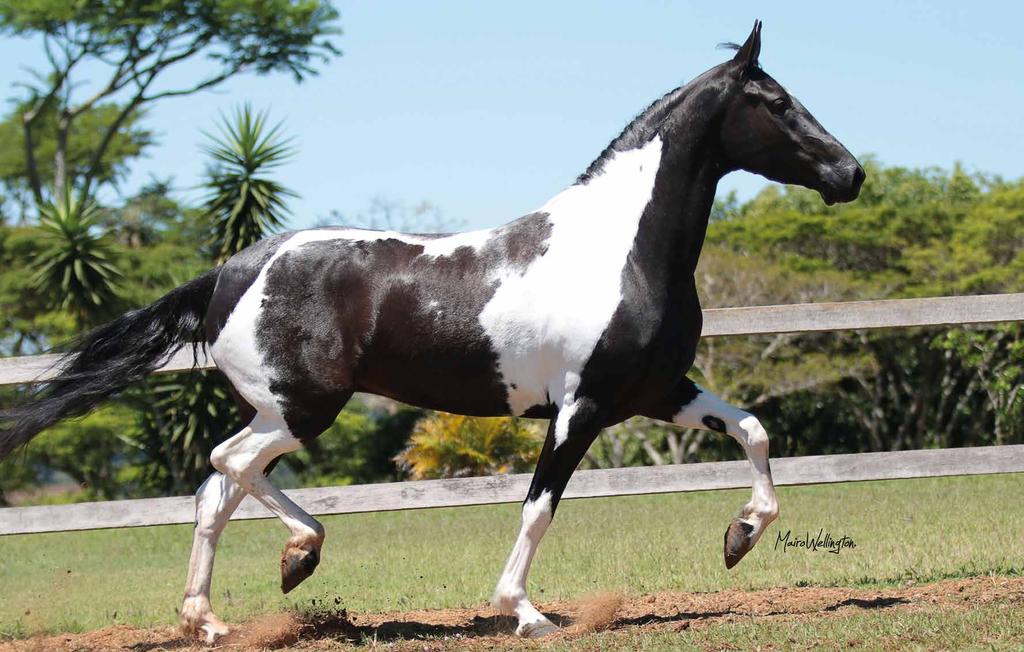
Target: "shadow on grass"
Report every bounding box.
[823,596,908,612]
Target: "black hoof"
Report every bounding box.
[723,519,755,569]
[281,544,320,594]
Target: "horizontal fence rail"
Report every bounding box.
[2,445,1023,536]
[2,292,1023,536]
[1,293,1022,387]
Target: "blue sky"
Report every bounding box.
[2,2,1023,230]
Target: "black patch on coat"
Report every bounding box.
[253,215,553,439]
[702,415,727,433]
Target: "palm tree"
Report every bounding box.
[202,104,296,262]
[30,191,121,327]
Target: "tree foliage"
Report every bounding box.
[396,413,543,480]
[203,104,295,262]
[0,101,152,219]
[30,191,121,326]
[0,0,338,212]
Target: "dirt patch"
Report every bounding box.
[219,612,305,649]
[3,576,1022,651]
[566,591,623,635]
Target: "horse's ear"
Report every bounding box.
[732,20,762,73]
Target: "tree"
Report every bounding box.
[396,413,543,480]
[10,404,139,502]
[30,191,121,327]
[0,0,339,213]
[202,104,296,262]
[707,162,1024,453]
[0,101,152,221]
[321,197,462,234]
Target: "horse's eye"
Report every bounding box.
[768,98,788,114]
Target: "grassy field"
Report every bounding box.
[550,602,1024,651]
[1,473,1022,643]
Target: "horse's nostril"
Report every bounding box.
[852,165,866,188]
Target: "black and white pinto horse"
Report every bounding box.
[0,23,863,641]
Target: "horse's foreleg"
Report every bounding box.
[210,414,326,595]
[644,379,779,568]
[493,400,602,637]
[180,471,246,642]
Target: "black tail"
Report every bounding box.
[0,268,222,460]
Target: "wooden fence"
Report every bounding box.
[2,293,1023,536]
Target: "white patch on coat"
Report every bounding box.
[492,490,555,628]
[552,372,581,447]
[478,137,664,417]
[671,384,750,433]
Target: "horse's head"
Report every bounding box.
[716,21,864,205]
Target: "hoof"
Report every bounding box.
[180,602,229,645]
[199,619,230,645]
[281,542,321,594]
[723,518,755,569]
[516,617,559,638]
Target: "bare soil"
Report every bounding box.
[3,576,1022,651]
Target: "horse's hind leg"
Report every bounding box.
[180,471,246,642]
[209,403,348,594]
[209,415,321,591]
[180,394,257,641]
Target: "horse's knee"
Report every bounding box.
[735,414,769,452]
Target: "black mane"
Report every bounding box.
[576,85,689,184]
[579,43,749,185]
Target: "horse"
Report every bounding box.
[0,21,863,641]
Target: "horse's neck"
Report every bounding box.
[561,87,723,296]
[527,85,722,300]
[636,156,720,287]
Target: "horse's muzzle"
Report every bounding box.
[820,163,865,205]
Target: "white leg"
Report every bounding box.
[210,414,326,593]
[492,491,559,637]
[670,386,779,566]
[180,472,246,643]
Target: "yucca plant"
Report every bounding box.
[31,192,121,327]
[396,413,543,480]
[129,371,240,495]
[202,104,296,263]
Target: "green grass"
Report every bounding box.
[550,603,1024,651]
[1,473,1021,639]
